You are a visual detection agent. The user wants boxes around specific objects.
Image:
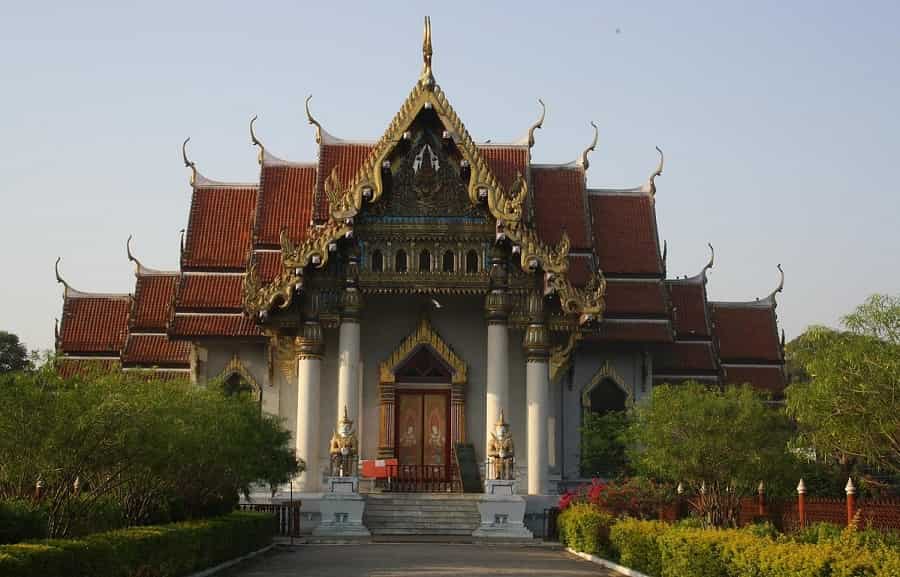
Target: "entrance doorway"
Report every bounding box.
[396,390,450,467]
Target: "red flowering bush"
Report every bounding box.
[560,477,674,519]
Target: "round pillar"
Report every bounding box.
[337,284,362,427]
[523,291,550,495]
[295,294,324,493]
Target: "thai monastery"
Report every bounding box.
[53,20,786,507]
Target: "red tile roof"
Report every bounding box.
[56,357,121,379]
[654,341,718,373]
[255,164,317,246]
[589,193,663,276]
[586,320,673,343]
[252,251,283,283]
[170,314,263,338]
[532,166,591,249]
[176,274,243,311]
[568,254,593,287]
[314,143,373,222]
[58,294,132,354]
[182,186,257,270]
[711,303,782,362]
[122,334,191,367]
[667,280,711,338]
[604,279,668,317]
[722,365,786,397]
[478,145,529,192]
[130,273,178,331]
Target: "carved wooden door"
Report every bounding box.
[396,390,449,467]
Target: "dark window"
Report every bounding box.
[589,378,627,414]
[224,373,253,397]
[442,250,454,272]
[419,249,431,272]
[466,250,479,274]
[371,250,383,272]
[395,249,408,272]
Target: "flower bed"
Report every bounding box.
[0,511,275,577]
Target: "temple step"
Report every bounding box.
[364,493,481,536]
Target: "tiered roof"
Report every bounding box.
[54,18,785,395]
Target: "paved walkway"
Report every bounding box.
[219,543,617,577]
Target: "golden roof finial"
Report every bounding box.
[305,95,323,145]
[770,264,785,298]
[702,242,715,278]
[578,121,598,170]
[420,16,435,88]
[126,234,143,272]
[527,99,546,149]
[249,115,264,165]
[182,137,197,186]
[647,146,664,196]
[54,257,70,292]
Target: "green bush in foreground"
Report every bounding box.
[557,503,614,557]
[609,518,667,577]
[0,511,274,577]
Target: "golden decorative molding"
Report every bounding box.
[218,353,261,396]
[581,360,632,408]
[379,316,466,385]
[550,331,582,384]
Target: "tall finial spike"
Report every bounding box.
[182,137,196,186]
[304,95,323,145]
[646,146,664,196]
[578,121,598,170]
[249,115,264,165]
[420,16,435,88]
[54,257,70,292]
[126,234,143,272]
[527,99,546,149]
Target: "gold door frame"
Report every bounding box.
[377,317,467,459]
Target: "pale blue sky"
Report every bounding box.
[1,1,898,352]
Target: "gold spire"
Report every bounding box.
[304,95,323,145]
[420,16,435,88]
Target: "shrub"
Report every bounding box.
[0,502,46,545]
[0,511,274,577]
[609,518,667,576]
[557,503,614,556]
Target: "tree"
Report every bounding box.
[0,331,30,373]
[786,294,900,477]
[580,410,630,478]
[628,382,796,527]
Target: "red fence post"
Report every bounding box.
[757,481,766,517]
[845,477,856,528]
[797,479,807,529]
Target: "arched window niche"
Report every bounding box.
[395,249,408,272]
[442,250,454,273]
[465,250,478,274]
[419,249,431,272]
[371,249,384,272]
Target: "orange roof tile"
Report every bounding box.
[654,341,718,373]
[252,251,283,283]
[314,143,373,221]
[722,365,786,397]
[711,303,782,362]
[255,164,317,246]
[170,314,263,338]
[130,273,178,332]
[604,279,668,317]
[58,294,132,354]
[182,186,257,270]
[668,280,711,338]
[478,145,528,192]
[532,166,591,249]
[586,320,673,343]
[122,334,191,367]
[589,194,663,275]
[176,274,243,311]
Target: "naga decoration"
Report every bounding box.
[329,405,358,477]
[243,17,606,326]
[578,121,599,170]
[487,409,515,480]
[701,242,715,279]
[125,235,142,271]
[643,146,664,196]
[181,137,197,186]
[550,331,582,384]
[525,98,546,149]
[249,115,264,164]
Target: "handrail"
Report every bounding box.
[384,463,461,492]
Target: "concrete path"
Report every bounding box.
[219,543,618,576]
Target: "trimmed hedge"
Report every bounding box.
[599,518,900,577]
[0,511,275,577]
[557,503,615,557]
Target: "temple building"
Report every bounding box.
[54,19,786,499]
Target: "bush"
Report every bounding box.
[609,518,667,576]
[0,502,46,545]
[0,511,274,577]
[557,503,614,556]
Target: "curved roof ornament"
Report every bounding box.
[578,121,598,170]
[305,95,323,145]
[420,16,435,88]
[701,242,715,278]
[643,146,664,196]
[249,115,264,165]
[54,257,71,292]
[182,137,197,186]
[526,99,546,149]
[126,234,143,272]
[768,263,785,300]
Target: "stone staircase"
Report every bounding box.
[364,493,481,536]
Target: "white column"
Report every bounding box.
[336,319,360,425]
[485,322,509,459]
[295,300,324,493]
[526,358,549,495]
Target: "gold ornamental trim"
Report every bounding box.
[217,353,261,397]
[550,331,582,384]
[379,316,466,385]
[582,360,633,408]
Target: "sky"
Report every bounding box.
[1,1,898,352]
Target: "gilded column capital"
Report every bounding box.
[295,321,324,359]
[340,287,364,322]
[484,290,511,324]
[523,290,550,361]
